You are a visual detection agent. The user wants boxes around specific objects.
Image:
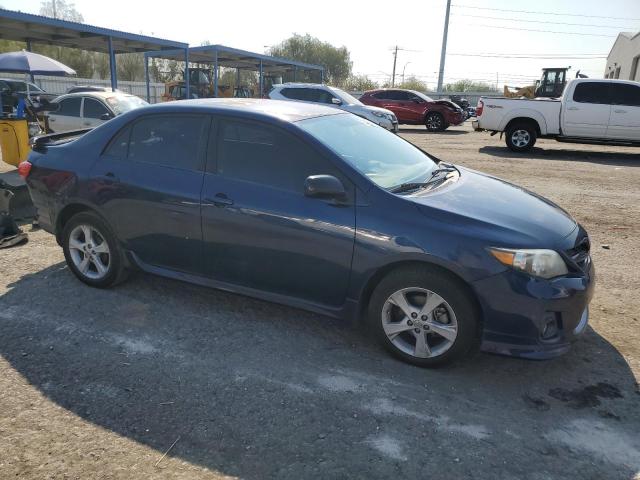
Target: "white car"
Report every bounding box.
[47,91,147,133]
[269,83,399,132]
[473,78,640,152]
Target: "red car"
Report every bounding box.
[359,89,465,131]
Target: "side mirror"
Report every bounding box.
[304,175,346,200]
[100,112,113,120]
[331,97,343,105]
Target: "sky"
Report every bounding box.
[2,0,640,88]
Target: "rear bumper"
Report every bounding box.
[472,263,595,359]
[472,120,483,131]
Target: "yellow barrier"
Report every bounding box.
[0,119,31,167]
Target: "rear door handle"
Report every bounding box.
[566,106,579,111]
[204,193,234,207]
[614,109,627,113]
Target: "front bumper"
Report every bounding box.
[472,262,595,359]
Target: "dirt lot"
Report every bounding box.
[1,123,639,479]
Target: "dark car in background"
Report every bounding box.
[0,78,57,112]
[22,99,593,367]
[359,89,465,131]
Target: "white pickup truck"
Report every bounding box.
[473,78,640,152]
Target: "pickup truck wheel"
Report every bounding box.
[506,123,537,152]
[425,112,445,132]
[62,212,128,288]
[367,266,480,367]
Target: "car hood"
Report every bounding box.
[342,104,395,117]
[409,166,577,247]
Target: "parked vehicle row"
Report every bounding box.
[473,78,640,152]
[22,99,593,367]
[0,78,57,112]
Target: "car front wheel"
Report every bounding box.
[62,211,127,288]
[367,266,480,367]
[425,112,446,132]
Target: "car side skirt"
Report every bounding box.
[127,251,360,322]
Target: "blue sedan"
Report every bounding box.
[22,99,594,366]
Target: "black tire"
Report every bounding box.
[61,211,128,288]
[425,112,446,132]
[505,122,537,152]
[367,266,480,367]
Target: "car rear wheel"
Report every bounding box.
[62,212,127,288]
[425,112,446,132]
[367,266,480,367]
[506,122,537,152]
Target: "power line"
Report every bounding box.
[452,13,637,29]
[451,4,640,21]
[458,23,617,37]
[448,53,607,59]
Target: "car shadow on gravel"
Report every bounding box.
[479,145,640,167]
[2,264,639,478]
[399,128,468,135]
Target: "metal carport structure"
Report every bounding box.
[144,44,324,102]
[0,8,190,95]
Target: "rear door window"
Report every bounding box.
[280,88,309,101]
[127,115,209,171]
[56,97,82,116]
[610,83,640,107]
[572,82,611,104]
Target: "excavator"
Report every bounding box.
[504,67,588,99]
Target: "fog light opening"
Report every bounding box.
[541,313,560,340]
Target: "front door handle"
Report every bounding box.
[566,106,579,111]
[614,109,627,113]
[204,193,234,207]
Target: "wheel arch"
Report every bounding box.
[502,114,545,136]
[55,202,105,245]
[356,260,484,329]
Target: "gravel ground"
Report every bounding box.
[1,123,639,479]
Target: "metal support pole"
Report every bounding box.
[236,68,240,96]
[108,36,117,92]
[213,48,219,98]
[184,48,190,99]
[144,54,150,103]
[26,39,35,82]
[436,0,452,93]
[320,68,324,84]
[293,66,297,82]
[391,45,398,87]
[259,60,263,98]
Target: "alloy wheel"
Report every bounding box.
[426,114,443,130]
[381,287,458,358]
[511,129,531,148]
[68,224,111,280]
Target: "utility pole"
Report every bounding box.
[391,46,398,87]
[52,0,57,18]
[436,0,451,93]
[402,61,411,85]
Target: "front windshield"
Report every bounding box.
[329,87,363,105]
[412,90,434,102]
[106,95,148,115]
[298,113,437,189]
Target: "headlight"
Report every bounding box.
[488,248,568,279]
[371,111,385,118]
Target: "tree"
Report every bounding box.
[342,74,378,92]
[443,79,497,93]
[40,0,83,21]
[396,75,429,92]
[117,53,144,82]
[269,34,352,86]
[149,58,182,83]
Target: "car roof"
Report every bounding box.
[273,83,328,89]
[138,98,345,122]
[53,91,139,102]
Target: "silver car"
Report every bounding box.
[47,91,147,133]
[269,83,398,132]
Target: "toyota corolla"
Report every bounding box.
[22,99,594,367]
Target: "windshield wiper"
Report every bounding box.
[389,163,460,194]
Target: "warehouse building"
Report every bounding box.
[605,31,640,80]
